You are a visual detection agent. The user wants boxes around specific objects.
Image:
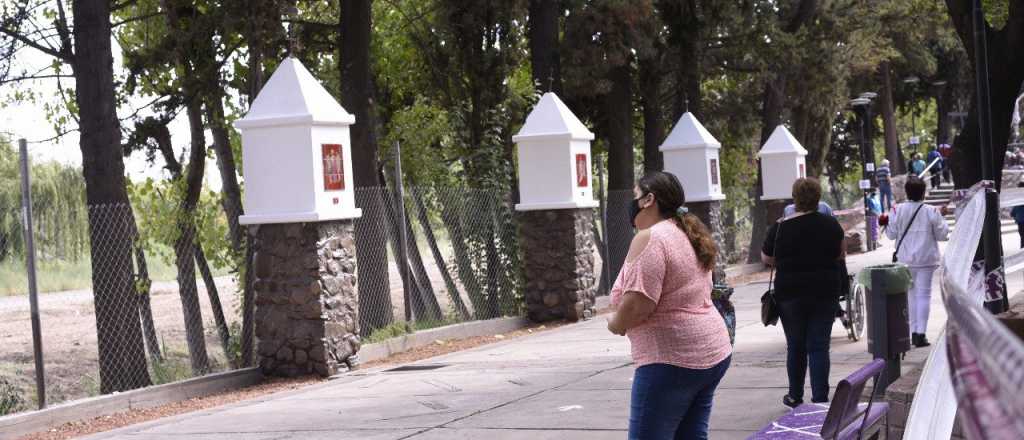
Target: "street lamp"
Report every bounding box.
[850,95,877,251]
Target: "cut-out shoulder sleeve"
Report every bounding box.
[611,230,665,305]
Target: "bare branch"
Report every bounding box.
[0,25,68,61]
[53,0,73,59]
[0,73,72,85]
[112,12,164,29]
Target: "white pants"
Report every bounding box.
[908,267,936,334]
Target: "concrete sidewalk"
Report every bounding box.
[81,232,1021,440]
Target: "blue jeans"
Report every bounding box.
[778,298,835,402]
[628,356,731,440]
[878,184,893,211]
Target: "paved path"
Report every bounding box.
[82,232,1023,440]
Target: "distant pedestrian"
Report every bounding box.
[762,178,845,408]
[608,171,732,439]
[938,143,953,184]
[927,147,943,189]
[867,190,882,249]
[910,153,927,176]
[885,176,950,348]
[876,159,894,211]
[1012,182,1024,248]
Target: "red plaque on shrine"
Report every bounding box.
[799,163,806,178]
[322,144,345,191]
[576,154,588,187]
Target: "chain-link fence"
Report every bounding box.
[353,186,524,342]
[0,176,626,416]
[0,202,242,414]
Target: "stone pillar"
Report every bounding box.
[688,200,727,283]
[251,221,360,377]
[519,208,597,322]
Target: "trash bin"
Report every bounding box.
[857,263,912,392]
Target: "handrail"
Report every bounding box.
[918,156,943,178]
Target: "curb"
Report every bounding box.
[0,368,262,439]
[358,315,533,363]
[726,263,765,279]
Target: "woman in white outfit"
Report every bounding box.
[885,176,950,347]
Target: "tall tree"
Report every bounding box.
[340,0,395,332]
[33,0,153,392]
[944,0,1024,188]
[528,0,562,94]
[746,0,819,263]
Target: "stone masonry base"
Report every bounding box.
[518,208,597,322]
[251,221,360,377]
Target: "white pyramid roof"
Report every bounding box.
[660,112,721,151]
[236,57,354,129]
[758,125,808,156]
[513,92,594,142]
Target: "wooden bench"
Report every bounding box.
[748,359,890,440]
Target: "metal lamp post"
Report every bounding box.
[904,77,921,154]
[970,0,1008,313]
[851,95,877,251]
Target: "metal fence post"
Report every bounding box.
[19,138,46,409]
[597,154,612,293]
[394,141,412,323]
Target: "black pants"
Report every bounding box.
[931,172,942,189]
[1018,223,1024,249]
[778,298,836,403]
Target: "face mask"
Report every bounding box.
[629,194,647,227]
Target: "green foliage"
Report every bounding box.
[127,178,234,271]
[0,137,89,264]
[0,376,25,416]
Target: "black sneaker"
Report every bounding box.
[912,333,931,348]
[783,395,803,409]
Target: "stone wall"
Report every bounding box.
[885,366,965,440]
[251,220,360,377]
[518,208,596,322]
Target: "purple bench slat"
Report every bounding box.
[748,359,889,440]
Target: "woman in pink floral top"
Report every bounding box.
[608,171,732,440]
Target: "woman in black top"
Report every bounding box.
[762,178,845,408]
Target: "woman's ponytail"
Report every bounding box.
[674,212,717,272]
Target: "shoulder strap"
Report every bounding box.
[768,220,783,294]
[895,203,926,256]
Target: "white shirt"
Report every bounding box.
[885,201,950,267]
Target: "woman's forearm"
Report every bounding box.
[608,292,656,335]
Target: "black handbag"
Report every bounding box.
[892,203,925,263]
[761,221,782,326]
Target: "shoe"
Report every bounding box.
[912,333,931,348]
[783,395,803,409]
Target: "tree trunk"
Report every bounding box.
[944,0,1024,189]
[880,63,907,174]
[748,75,786,263]
[605,64,635,282]
[528,0,562,94]
[133,242,162,363]
[439,196,486,317]
[936,82,954,145]
[640,56,664,173]
[379,172,443,322]
[72,0,151,393]
[205,102,244,252]
[410,187,470,319]
[174,100,211,375]
[194,242,233,363]
[341,0,394,332]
